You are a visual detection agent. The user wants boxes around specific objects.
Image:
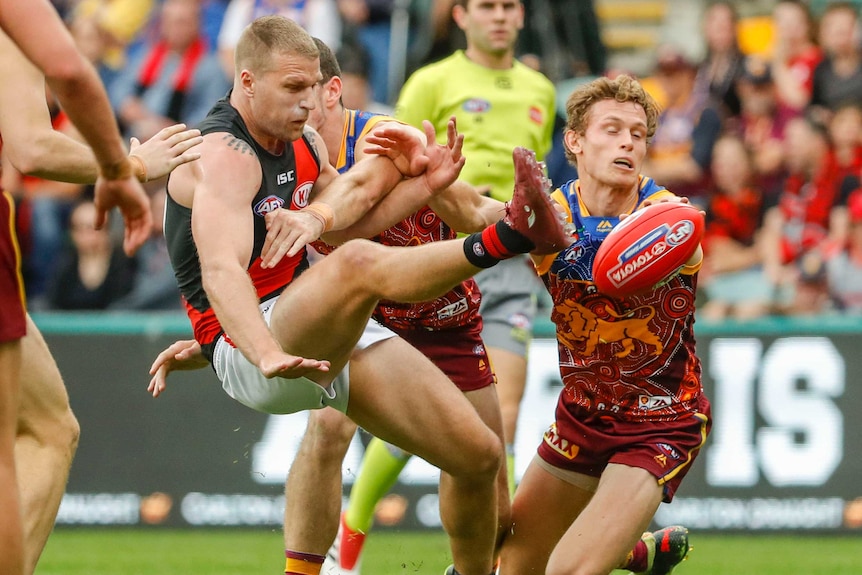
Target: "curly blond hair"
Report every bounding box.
[563,75,660,166]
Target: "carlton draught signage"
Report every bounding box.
[36,314,862,532]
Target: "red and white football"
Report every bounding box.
[592,202,704,298]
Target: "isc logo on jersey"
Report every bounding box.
[254,195,284,217]
[608,220,695,288]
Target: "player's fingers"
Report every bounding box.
[422,120,437,147]
[158,123,188,140]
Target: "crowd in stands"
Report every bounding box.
[3,0,862,320]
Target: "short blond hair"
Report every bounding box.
[564,75,660,166]
[235,16,318,76]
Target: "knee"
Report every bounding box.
[305,408,357,462]
[451,428,504,481]
[330,240,387,284]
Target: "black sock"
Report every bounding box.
[463,220,536,268]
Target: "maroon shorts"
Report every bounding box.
[0,192,26,343]
[393,319,495,392]
[537,394,711,502]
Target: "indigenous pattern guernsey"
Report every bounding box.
[533,176,704,422]
[312,109,481,331]
[164,97,320,360]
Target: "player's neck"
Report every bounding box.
[578,177,639,217]
[319,105,347,165]
[464,47,514,70]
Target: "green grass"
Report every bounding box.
[35,529,862,575]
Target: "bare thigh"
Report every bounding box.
[547,463,663,575]
[345,337,501,478]
[18,316,74,436]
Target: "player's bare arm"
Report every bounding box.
[0,0,152,256]
[428,180,506,233]
[320,118,466,244]
[178,132,330,379]
[0,30,202,185]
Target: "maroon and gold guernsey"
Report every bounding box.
[313,108,482,332]
[533,177,706,422]
[165,97,321,361]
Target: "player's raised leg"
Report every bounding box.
[345,339,501,575]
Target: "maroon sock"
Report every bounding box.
[621,539,649,573]
[285,549,325,574]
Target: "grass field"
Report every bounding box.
[34,528,862,575]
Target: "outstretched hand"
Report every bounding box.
[257,350,331,380]
[364,121,430,176]
[365,117,465,189]
[130,123,203,181]
[417,118,465,193]
[148,339,208,398]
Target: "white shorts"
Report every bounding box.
[212,298,396,415]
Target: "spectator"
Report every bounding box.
[110,187,183,310]
[731,55,796,200]
[761,113,837,304]
[781,248,833,316]
[337,0,394,104]
[695,0,745,117]
[768,0,822,112]
[45,197,137,310]
[334,40,393,114]
[822,103,862,246]
[111,0,229,142]
[811,2,862,117]
[67,0,156,87]
[826,190,862,313]
[642,44,723,206]
[216,0,341,79]
[699,134,771,321]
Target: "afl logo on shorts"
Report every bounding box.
[463,98,491,113]
[254,195,284,217]
[291,182,315,208]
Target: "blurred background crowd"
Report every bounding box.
[4,0,862,321]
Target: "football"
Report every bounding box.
[592,201,704,297]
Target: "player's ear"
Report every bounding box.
[564,129,581,156]
[327,76,343,106]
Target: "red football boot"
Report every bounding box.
[504,147,573,255]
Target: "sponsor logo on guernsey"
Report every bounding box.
[437,298,469,320]
[276,170,295,185]
[529,105,543,124]
[462,98,491,113]
[543,424,579,460]
[607,219,695,288]
[638,394,673,411]
[596,219,614,233]
[291,182,314,208]
[253,195,284,217]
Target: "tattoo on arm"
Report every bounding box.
[303,126,320,157]
[223,135,257,157]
